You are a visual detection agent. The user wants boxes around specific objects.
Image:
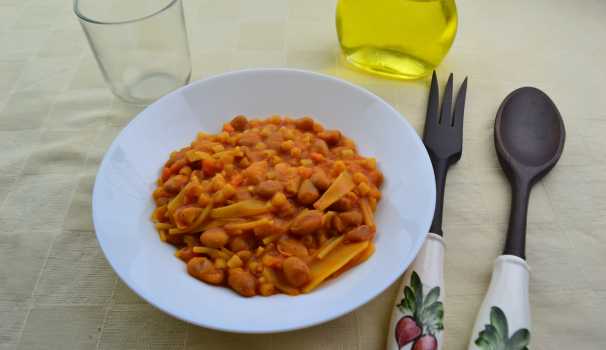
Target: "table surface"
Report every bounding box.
[1,0,606,349]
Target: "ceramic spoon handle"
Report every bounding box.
[387,233,446,350]
[468,255,532,350]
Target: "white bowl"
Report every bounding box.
[92,68,435,333]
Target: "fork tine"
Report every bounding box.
[453,77,468,129]
[426,71,440,124]
[439,73,453,125]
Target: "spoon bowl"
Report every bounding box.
[494,87,565,259]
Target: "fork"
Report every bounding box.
[386,71,467,350]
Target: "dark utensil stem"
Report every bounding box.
[429,158,450,236]
[503,179,531,260]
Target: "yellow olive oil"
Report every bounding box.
[336,0,458,79]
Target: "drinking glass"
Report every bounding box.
[336,0,458,80]
[75,0,192,107]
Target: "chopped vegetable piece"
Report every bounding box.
[316,234,345,259]
[193,246,231,261]
[261,218,294,245]
[168,199,214,234]
[224,218,273,233]
[210,199,273,218]
[263,267,300,296]
[359,197,375,228]
[332,242,376,277]
[301,241,369,293]
[167,186,187,214]
[313,170,357,211]
[227,254,244,269]
[195,151,217,163]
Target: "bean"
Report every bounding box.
[232,187,252,203]
[283,257,311,287]
[228,268,257,297]
[236,250,254,264]
[238,134,262,147]
[368,170,384,187]
[297,179,320,205]
[294,117,314,131]
[229,236,250,253]
[177,245,197,263]
[165,151,186,168]
[277,235,309,259]
[318,130,341,145]
[310,139,330,157]
[166,233,184,246]
[230,115,248,131]
[332,214,347,233]
[187,257,225,284]
[291,210,323,235]
[163,175,189,194]
[309,167,331,190]
[328,197,352,212]
[338,210,363,227]
[256,180,285,199]
[200,228,229,249]
[343,225,376,243]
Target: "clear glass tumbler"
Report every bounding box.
[75,0,192,107]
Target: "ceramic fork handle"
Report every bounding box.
[387,233,445,350]
[468,255,532,350]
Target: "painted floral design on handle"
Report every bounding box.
[475,306,531,350]
[395,271,444,349]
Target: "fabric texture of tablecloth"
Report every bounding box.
[1,0,605,349]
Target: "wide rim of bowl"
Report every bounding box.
[92,68,435,333]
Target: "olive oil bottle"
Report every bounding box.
[336,0,457,79]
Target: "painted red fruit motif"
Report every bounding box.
[395,272,444,349]
[412,334,437,350]
[395,316,422,347]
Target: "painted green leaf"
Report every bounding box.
[426,320,444,335]
[485,324,498,337]
[474,306,530,350]
[423,302,444,322]
[423,286,440,309]
[405,297,416,317]
[478,329,499,348]
[409,272,424,315]
[403,287,416,315]
[410,271,421,298]
[475,337,494,350]
[507,329,530,350]
[490,307,509,342]
[399,297,413,315]
[415,290,424,318]
[421,302,444,335]
[404,286,416,303]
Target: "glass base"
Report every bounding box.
[114,71,191,108]
[342,46,436,80]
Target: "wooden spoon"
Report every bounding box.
[496,87,566,260]
[468,87,565,350]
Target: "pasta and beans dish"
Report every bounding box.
[151,115,383,297]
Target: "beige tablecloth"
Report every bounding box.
[1,0,605,349]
